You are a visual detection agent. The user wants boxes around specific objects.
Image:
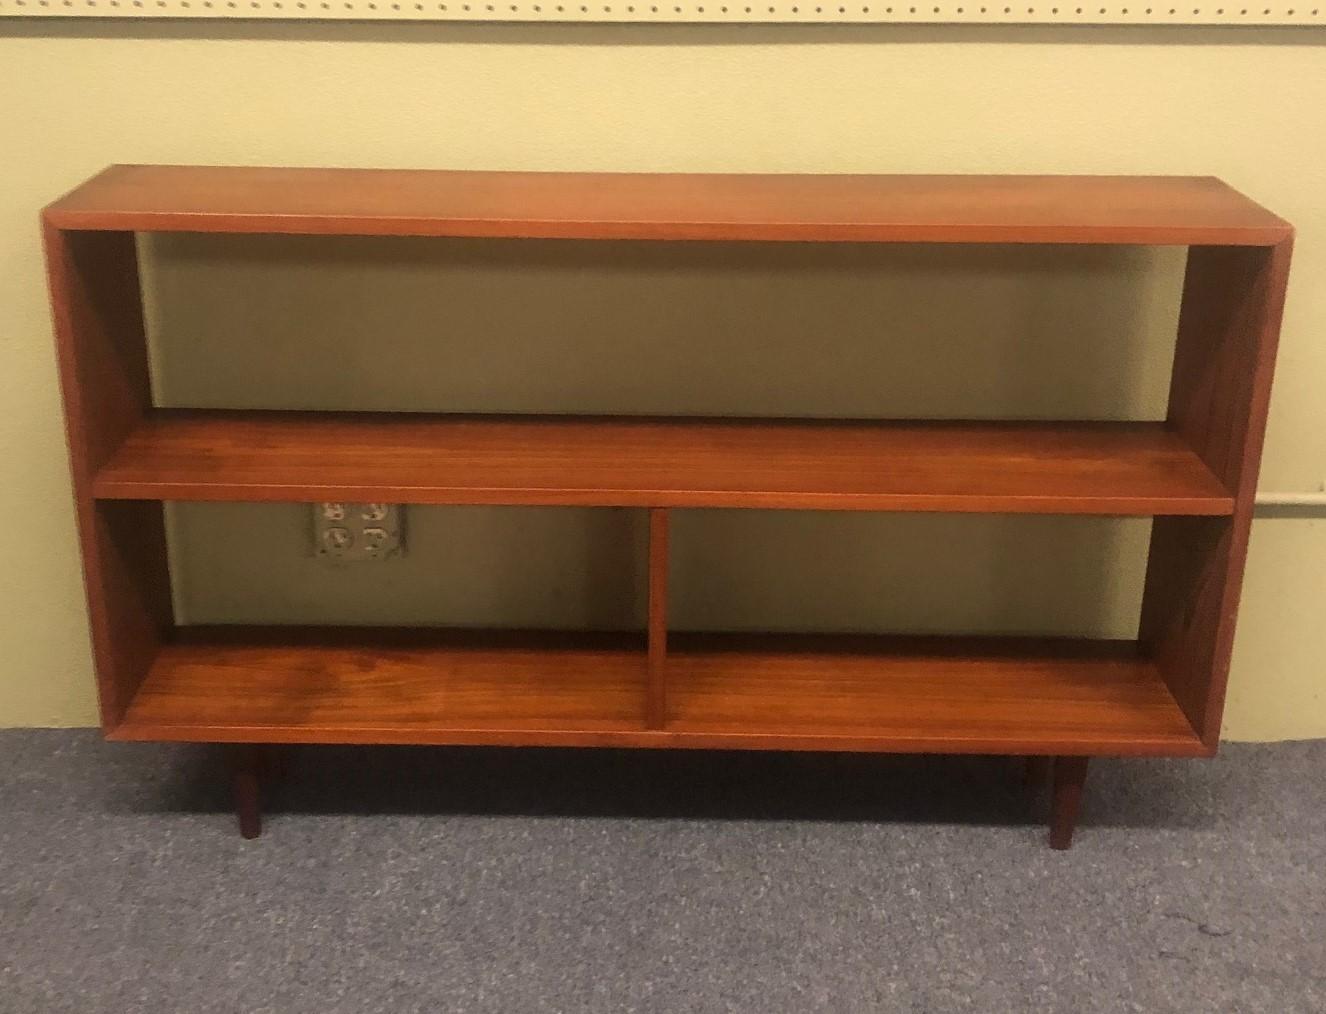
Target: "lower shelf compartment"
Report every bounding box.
[666,634,1203,755]
[116,628,648,744]
[111,627,1205,755]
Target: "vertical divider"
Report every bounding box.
[646,508,670,730]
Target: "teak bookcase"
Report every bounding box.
[43,167,1293,848]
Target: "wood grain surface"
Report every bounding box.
[41,168,1293,841]
[1140,238,1295,747]
[111,627,1204,756]
[116,628,650,743]
[44,166,1291,245]
[647,509,670,730]
[665,633,1203,756]
[91,411,1235,516]
[43,227,174,729]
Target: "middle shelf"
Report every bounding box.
[93,411,1233,516]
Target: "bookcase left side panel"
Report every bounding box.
[44,226,173,729]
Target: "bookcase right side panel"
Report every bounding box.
[1140,241,1294,745]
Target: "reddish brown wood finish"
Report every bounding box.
[43,227,174,728]
[109,628,1204,757]
[45,167,1290,246]
[232,744,262,840]
[116,628,649,744]
[647,509,670,729]
[1140,239,1294,747]
[43,168,1295,847]
[1049,756,1090,850]
[665,634,1201,756]
[92,411,1234,516]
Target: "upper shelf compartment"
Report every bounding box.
[43,167,1291,246]
[92,411,1233,515]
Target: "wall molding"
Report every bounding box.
[2,0,1323,25]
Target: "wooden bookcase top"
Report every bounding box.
[44,165,1292,246]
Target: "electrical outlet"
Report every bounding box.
[322,526,353,553]
[314,503,404,561]
[361,528,392,557]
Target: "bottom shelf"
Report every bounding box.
[111,627,1205,756]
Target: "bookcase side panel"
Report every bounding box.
[44,226,173,728]
[1141,240,1293,745]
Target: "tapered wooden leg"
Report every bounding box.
[1049,756,1089,850]
[233,745,262,840]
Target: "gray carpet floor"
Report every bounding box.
[1,731,1324,1014]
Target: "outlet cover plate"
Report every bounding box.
[314,503,404,562]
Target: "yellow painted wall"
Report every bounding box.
[0,20,1323,738]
